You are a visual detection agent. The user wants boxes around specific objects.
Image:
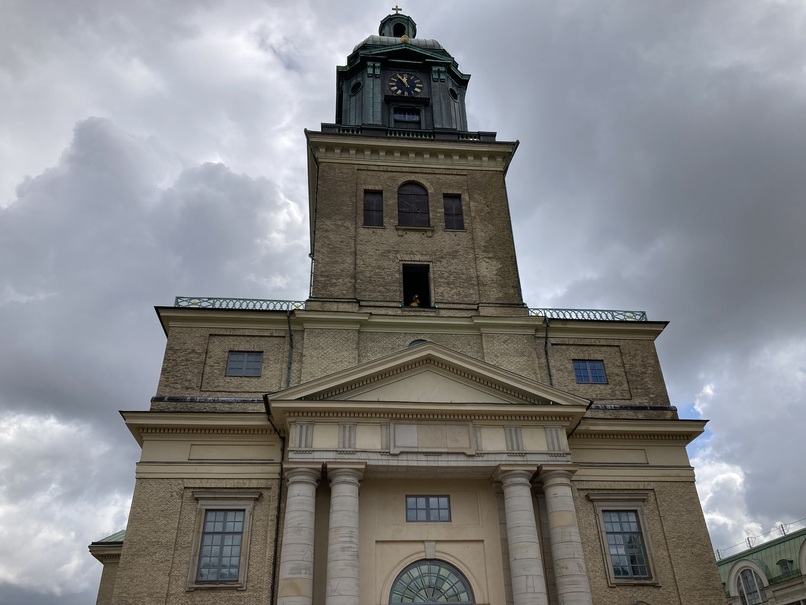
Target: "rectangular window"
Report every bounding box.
[406,496,451,522]
[443,194,464,230]
[573,359,606,383]
[226,351,263,377]
[587,492,655,586]
[188,490,260,591]
[402,263,431,307]
[197,510,244,582]
[393,107,421,129]
[363,190,383,227]
[602,510,650,579]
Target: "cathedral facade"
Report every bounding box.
[90,12,726,605]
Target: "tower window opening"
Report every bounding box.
[403,264,431,308]
[398,182,429,227]
[363,190,383,226]
[393,23,406,37]
[393,107,421,129]
[443,194,464,230]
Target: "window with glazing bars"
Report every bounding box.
[226,351,263,376]
[364,190,383,226]
[573,359,606,383]
[196,510,244,582]
[603,510,650,579]
[398,183,429,227]
[406,496,451,522]
[443,194,464,230]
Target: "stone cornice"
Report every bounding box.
[122,411,276,447]
[569,418,707,443]
[306,130,517,173]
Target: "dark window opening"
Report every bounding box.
[403,264,431,308]
[363,190,383,226]
[350,80,363,95]
[449,87,459,101]
[393,107,421,129]
[573,359,606,383]
[443,194,464,230]
[398,183,429,227]
[393,23,406,37]
[226,351,263,377]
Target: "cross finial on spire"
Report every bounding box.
[392,5,403,14]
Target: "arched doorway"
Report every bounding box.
[389,559,474,604]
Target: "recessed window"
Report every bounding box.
[406,496,451,522]
[737,568,767,605]
[187,491,260,591]
[393,107,421,129]
[390,560,473,604]
[587,492,655,586]
[778,559,793,576]
[603,510,650,579]
[363,190,383,226]
[449,88,459,101]
[197,510,244,582]
[402,264,431,308]
[443,194,464,230]
[226,351,263,377]
[398,182,429,227]
[350,80,363,95]
[573,359,606,383]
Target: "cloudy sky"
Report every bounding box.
[1,1,805,603]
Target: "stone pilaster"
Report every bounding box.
[539,466,592,605]
[278,465,321,605]
[325,465,364,605]
[495,466,549,605]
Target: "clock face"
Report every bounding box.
[388,72,423,96]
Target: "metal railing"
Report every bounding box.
[174,297,306,311]
[528,308,647,321]
[173,297,648,322]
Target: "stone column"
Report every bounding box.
[325,465,364,605]
[539,466,592,605]
[495,466,549,605]
[278,465,321,605]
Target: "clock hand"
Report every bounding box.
[401,74,408,86]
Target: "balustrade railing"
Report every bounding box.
[173,297,648,321]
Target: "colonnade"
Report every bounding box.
[276,463,592,605]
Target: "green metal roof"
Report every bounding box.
[717,526,806,586]
[92,529,125,544]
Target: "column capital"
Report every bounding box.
[538,464,578,486]
[493,464,538,485]
[327,464,365,486]
[285,464,322,485]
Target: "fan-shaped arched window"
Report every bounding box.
[398,183,429,227]
[390,560,474,604]
[737,568,768,605]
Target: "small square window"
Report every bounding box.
[226,351,263,377]
[443,194,464,230]
[364,190,383,227]
[406,495,451,522]
[573,359,606,383]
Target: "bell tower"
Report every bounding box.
[306,11,524,316]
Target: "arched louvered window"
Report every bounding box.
[390,560,474,604]
[398,183,429,227]
[737,568,768,605]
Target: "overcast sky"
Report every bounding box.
[1,1,805,603]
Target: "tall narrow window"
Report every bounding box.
[398,183,429,227]
[226,351,263,377]
[402,264,431,307]
[197,509,244,582]
[364,190,383,226]
[603,510,650,579]
[737,568,767,605]
[443,194,464,230]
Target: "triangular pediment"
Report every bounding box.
[270,343,589,409]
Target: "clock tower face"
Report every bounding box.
[388,72,424,97]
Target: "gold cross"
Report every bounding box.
[392,5,403,14]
